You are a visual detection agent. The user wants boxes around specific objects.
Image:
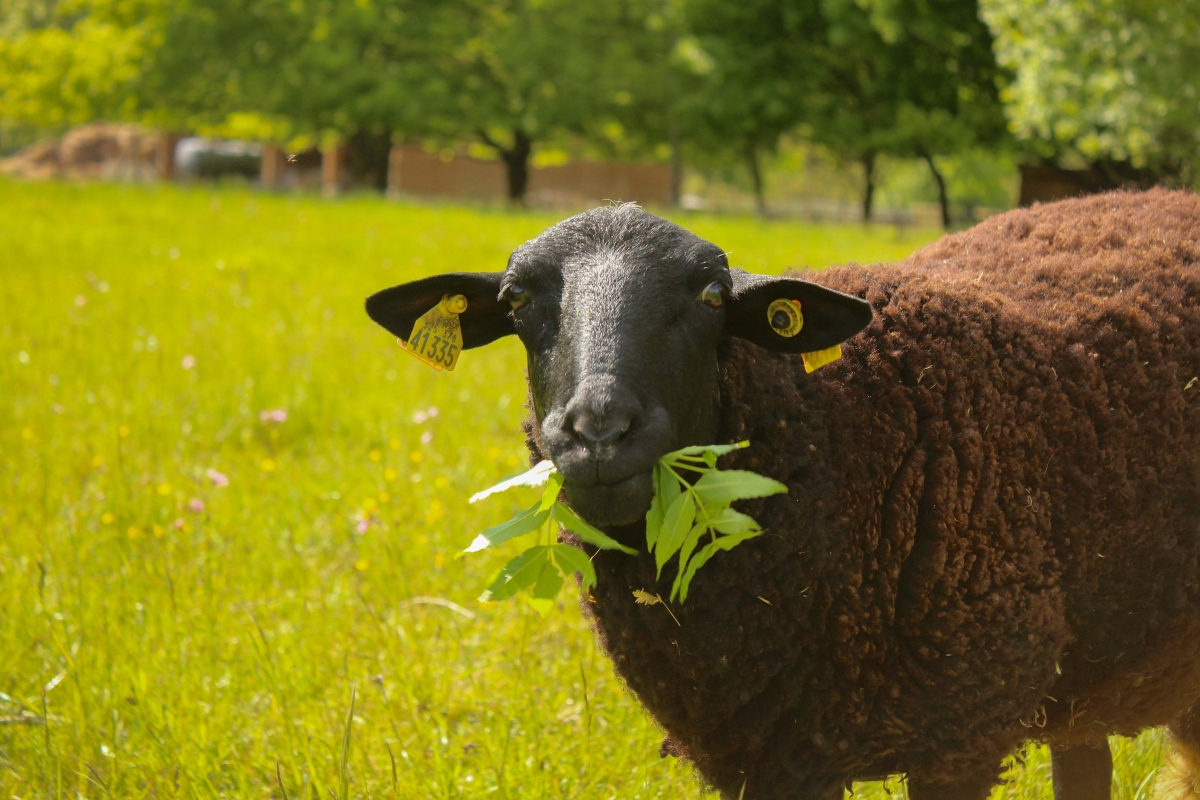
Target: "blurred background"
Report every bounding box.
[2,0,1197,226]
[2,2,1197,799]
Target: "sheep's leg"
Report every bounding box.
[1050,740,1112,800]
[1157,702,1200,800]
[905,770,998,800]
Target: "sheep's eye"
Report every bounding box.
[699,282,724,308]
[507,285,529,310]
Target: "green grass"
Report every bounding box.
[0,179,1165,799]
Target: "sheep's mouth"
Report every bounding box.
[561,470,654,527]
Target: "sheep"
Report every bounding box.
[365,188,1200,800]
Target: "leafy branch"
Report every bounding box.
[644,442,787,602]
[463,441,786,612]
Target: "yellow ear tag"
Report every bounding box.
[802,344,842,373]
[767,298,804,337]
[401,294,467,371]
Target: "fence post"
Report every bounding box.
[262,143,287,189]
[322,141,345,197]
[155,132,180,182]
[386,145,405,200]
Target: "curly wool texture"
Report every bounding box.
[532,189,1200,798]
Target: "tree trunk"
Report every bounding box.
[921,151,951,230]
[501,129,532,206]
[746,140,767,218]
[321,141,346,198]
[861,151,876,223]
[347,128,392,192]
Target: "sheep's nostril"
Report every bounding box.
[572,413,633,453]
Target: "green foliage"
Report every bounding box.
[466,460,635,614]
[645,442,787,601]
[0,0,165,126]
[466,442,786,609]
[675,0,1008,219]
[981,0,1200,184]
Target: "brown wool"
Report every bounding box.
[529,189,1200,799]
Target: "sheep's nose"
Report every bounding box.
[564,380,641,455]
[573,410,633,451]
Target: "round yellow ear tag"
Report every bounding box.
[767,298,803,337]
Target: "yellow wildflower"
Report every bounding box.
[156,482,171,496]
[409,451,425,464]
[260,458,277,473]
[368,449,382,462]
[383,467,398,482]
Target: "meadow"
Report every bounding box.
[0,179,1165,799]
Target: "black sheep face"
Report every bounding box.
[366,204,871,526]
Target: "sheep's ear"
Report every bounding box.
[726,269,872,353]
[365,272,513,349]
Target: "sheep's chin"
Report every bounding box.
[562,471,654,527]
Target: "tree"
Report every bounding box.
[805,0,1008,226]
[981,0,1200,187]
[419,0,666,204]
[679,0,822,216]
[0,0,165,127]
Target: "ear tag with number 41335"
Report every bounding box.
[402,294,467,371]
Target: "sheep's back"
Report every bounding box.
[807,188,1200,742]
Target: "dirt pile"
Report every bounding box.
[1,122,157,181]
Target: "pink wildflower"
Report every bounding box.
[420,431,433,444]
[206,468,230,487]
[181,355,196,370]
[187,498,205,513]
[259,409,288,423]
[355,513,371,534]
[172,517,186,529]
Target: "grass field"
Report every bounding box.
[0,179,1166,799]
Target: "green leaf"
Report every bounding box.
[692,470,788,505]
[677,520,708,572]
[539,471,564,511]
[645,464,666,551]
[527,558,564,617]
[654,491,695,578]
[552,503,637,555]
[479,546,551,602]
[469,460,557,503]
[552,544,598,592]
[670,520,708,600]
[672,529,762,603]
[708,507,762,535]
[660,441,749,461]
[658,463,682,509]
[463,502,550,553]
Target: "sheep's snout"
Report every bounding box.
[563,377,642,457]
[540,377,671,526]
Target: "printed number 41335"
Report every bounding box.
[411,329,458,367]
